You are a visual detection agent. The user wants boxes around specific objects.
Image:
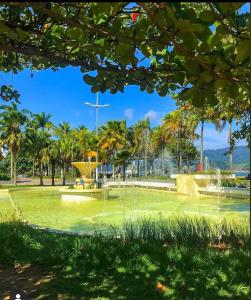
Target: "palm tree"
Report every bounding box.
[28,112,53,180]
[98,120,129,179]
[47,140,60,186]
[0,103,28,186]
[132,118,152,176]
[33,112,53,131]
[180,103,226,172]
[55,122,76,185]
[25,112,52,185]
[162,110,197,173]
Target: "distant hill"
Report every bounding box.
[204,146,250,170]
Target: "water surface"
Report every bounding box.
[0,188,249,233]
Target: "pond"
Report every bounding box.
[0,188,249,234]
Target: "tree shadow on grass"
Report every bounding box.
[0,222,249,300]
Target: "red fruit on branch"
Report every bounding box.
[131,12,139,21]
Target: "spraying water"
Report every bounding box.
[204,156,210,171]
[216,168,222,193]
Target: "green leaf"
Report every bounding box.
[95,38,105,47]
[199,11,215,23]
[216,24,227,35]
[91,84,102,93]
[192,93,205,107]
[235,40,250,63]
[200,71,213,83]
[225,82,239,98]
[0,22,17,40]
[176,72,186,85]
[15,27,29,41]
[165,6,176,26]
[116,43,135,65]
[207,94,218,106]
[198,42,210,53]
[189,23,205,33]
[179,88,193,101]
[83,74,97,85]
[184,60,201,75]
[185,8,197,22]
[231,2,245,10]
[214,79,231,89]
[218,3,232,14]
[155,9,171,27]
[157,83,169,97]
[178,31,198,50]
[175,19,191,31]
[66,27,83,41]
[141,45,152,58]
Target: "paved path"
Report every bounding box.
[0,177,74,186]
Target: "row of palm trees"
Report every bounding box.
[0,102,234,186]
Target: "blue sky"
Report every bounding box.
[0,3,249,150]
[0,68,247,150]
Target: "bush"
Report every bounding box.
[0,172,10,180]
[221,179,250,188]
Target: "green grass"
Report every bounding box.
[190,170,234,175]
[0,216,250,299]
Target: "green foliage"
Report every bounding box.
[0,171,10,180]
[0,2,249,146]
[221,179,250,188]
[0,2,249,106]
[0,218,249,299]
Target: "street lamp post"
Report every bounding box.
[84,93,110,183]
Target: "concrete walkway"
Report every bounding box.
[0,177,74,186]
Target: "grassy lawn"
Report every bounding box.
[0,217,250,300]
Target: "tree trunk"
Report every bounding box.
[137,159,140,177]
[200,120,204,171]
[32,158,35,177]
[39,159,43,186]
[144,148,147,176]
[179,147,183,174]
[51,161,55,186]
[12,151,17,186]
[228,120,233,170]
[10,150,13,179]
[176,136,179,173]
[122,165,126,181]
[62,164,66,186]
[162,153,165,174]
[112,164,115,180]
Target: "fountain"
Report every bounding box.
[60,151,109,201]
[72,161,100,189]
[204,156,210,171]
[216,168,222,193]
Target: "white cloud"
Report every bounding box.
[144,110,158,121]
[195,126,247,150]
[124,108,134,120]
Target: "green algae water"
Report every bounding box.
[0,188,249,234]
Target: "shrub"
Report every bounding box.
[0,172,10,180]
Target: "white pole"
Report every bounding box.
[95,93,99,183]
[83,93,110,186]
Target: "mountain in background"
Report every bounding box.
[204,146,250,170]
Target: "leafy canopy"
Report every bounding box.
[0,2,249,107]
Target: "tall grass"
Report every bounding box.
[1,214,249,248]
[0,216,250,299]
[109,216,250,246]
